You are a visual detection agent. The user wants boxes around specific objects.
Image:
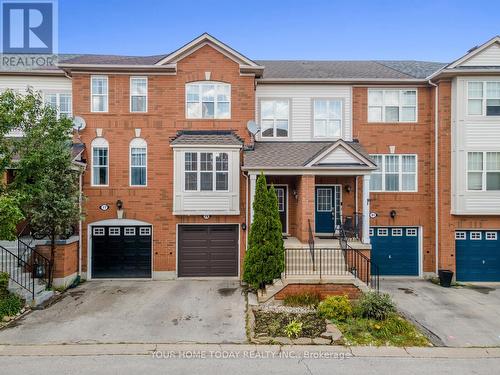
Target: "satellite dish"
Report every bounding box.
[72,116,86,132]
[246,120,260,135]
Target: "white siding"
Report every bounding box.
[173,148,240,215]
[255,84,352,141]
[461,43,500,67]
[316,146,359,165]
[0,75,71,92]
[451,76,500,214]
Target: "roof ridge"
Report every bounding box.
[372,61,415,79]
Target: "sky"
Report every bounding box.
[58,0,500,62]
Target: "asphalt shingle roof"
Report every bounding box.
[243,141,372,168]
[170,130,243,146]
[59,54,169,65]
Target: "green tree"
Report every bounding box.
[243,173,285,289]
[0,193,24,240]
[1,89,82,283]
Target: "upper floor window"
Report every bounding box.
[261,99,289,138]
[130,138,147,186]
[467,81,500,116]
[130,77,147,112]
[184,151,229,192]
[91,138,109,186]
[467,151,500,191]
[368,89,417,123]
[45,93,72,118]
[370,154,417,192]
[313,99,342,138]
[186,82,230,119]
[91,76,108,112]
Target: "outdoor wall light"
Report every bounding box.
[345,184,352,193]
[116,200,123,210]
[390,210,397,218]
[292,189,298,200]
[242,223,247,230]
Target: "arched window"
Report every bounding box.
[130,138,147,186]
[185,82,231,119]
[91,138,109,186]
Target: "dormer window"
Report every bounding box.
[186,82,230,119]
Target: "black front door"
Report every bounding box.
[274,186,287,234]
[91,226,152,278]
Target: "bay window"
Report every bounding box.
[370,154,417,192]
[467,81,500,116]
[184,151,229,192]
[313,99,342,138]
[186,82,230,119]
[368,89,417,122]
[467,152,500,191]
[261,99,289,138]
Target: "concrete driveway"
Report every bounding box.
[382,278,500,347]
[0,280,246,344]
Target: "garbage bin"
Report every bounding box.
[438,269,454,287]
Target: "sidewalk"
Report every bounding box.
[1,343,500,358]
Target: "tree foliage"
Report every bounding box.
[243,173,285,289]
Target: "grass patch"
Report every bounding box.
[254,310,325,338]
[335,314,429,346]
[283,293,320,307]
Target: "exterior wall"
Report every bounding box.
[172,147,241,215]
[36,239,78,286]
[451,76,500,214]
[255,84,352,141]
[352,86,436,273]
[74,45,255,278]
[461,43,500,66]
[438,80,500,273]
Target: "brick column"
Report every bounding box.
[296,174,315,243]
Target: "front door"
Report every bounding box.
[315,186,341,234]
[275,186,287,234]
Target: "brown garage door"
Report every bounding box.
[178,225,238,277]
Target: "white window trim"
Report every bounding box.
[91,138,109,187]
[124,227,136,236]
[316,188,333,212]
[455,231,466,240]
[312,98,343,139]
[90,75,108,113]
[130,76,148,113]
[369,228,374,236]
[406,228,418,236]
[259,98,291,139]
[129,138,148,187]
[44,92,72,118]
[140,227,151,236]
[466,151,500,192]
[109,227,120,236]
[466,80,500,117]
[368,88,418,123]
[185,81,231,119]
[392,228,403,236]
[486,232,497,240]
[377,228,388,236]
[370,154,418,192]
[470,231,482,240]
[93,227,105,236]
[183,151,230,193]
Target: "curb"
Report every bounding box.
[0,343,499,358]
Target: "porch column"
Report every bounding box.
[296,174,315,243]
[250,174,257,223]
[362,174,371,244]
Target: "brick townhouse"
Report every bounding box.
[2,34,500,288]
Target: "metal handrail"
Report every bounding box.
[17,238,52,288]
[307,219,315,270]
[1,245,35,299]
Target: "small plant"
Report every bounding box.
[317,295,352,321]
[284,320,303,339]
[355,291,396,321]
[0,272,9,297]
[0,294,23,319]
[283,292,320,307]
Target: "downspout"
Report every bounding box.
[428,79,439,275]
[78,170,83,276]
[243,172,249,251]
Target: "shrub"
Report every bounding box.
[253,310,325,338]
[355,292,396,321]
[0,272,9,297]
[0,294,23,318]
[283,293,320,307]
[284,320,303,339]
[317,295,352,321]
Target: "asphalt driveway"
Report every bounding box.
[382,278,500,347]
[0,280,246,344]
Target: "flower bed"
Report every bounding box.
[254,307,325,338]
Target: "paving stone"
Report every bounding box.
[273,337,293,345]
[292,337,313,345]
[312,337,332,345]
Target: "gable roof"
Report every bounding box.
[243,140,375,170]
[256,60,445,81]
[447,35,500,69]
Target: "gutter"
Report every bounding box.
[428,79,439,275]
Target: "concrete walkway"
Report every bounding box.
[381,278,500,347]
[0,280,247,344]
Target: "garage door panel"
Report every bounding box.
[178,225,238,277]
[456,230,500,281]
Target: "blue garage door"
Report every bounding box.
[456,230,500,281]
[370,227,419,276]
